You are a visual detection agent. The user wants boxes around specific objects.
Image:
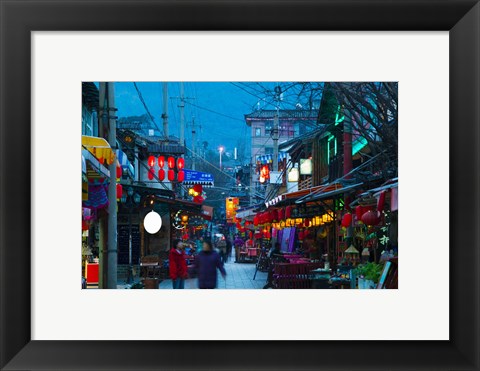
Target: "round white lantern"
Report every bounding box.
[144,210,162,234]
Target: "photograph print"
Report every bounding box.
[81,82,398,290]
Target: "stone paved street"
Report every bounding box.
[159,252,268,289]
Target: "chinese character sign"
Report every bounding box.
[225,197,239,223]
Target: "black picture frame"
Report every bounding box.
[1,1,479,370]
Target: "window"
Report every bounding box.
[265,147,273,155]
[82,106,93,136]
[255,128,262,137]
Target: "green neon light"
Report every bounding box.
[327,139,330,164]
[335,105,345,126]
[334,138,337,156]
[352,136,368,155]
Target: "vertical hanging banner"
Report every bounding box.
[225,197,239,223]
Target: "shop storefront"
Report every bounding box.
[81,136,115,288]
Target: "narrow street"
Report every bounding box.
[159,254,268,289]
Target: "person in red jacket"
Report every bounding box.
[169,239,188,289]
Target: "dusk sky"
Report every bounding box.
[114,82,304,160]
[115,82,272,159]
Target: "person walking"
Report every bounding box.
[193,239,226,289]
[225,236,232,263]
[169,239,188,289]
[217,237,227,264]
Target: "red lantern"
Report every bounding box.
[272,209,279,222]
[377,191,386,212]
[278,208,285,221]
[158,156,165,168]
[148,168,155,180]
[304,218,311,228]
[116,183,123,199]
[177,157,185,170]
[116,164,122,179]
[168,156,175,169]
[249,231,253,239]
[355,205,364,220]
[193,195,203,204]
[177,170,185,182]
[168,169,175,181]
[193,184,203,194]
[341,213,353,227]
[253,216,259,226]
[361,210,380,226]
[148,155,155,167]
[158,169,165,181]
[285,205,292,218]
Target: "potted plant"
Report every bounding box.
[355,262,383,289]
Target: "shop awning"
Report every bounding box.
[82,135,115,165]
[264,182,345,207]
[298,182,364,203]
[82,149,110,179]
[116,149,135,179]
[357,180,398,198]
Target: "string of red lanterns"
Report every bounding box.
[147,155,185,183]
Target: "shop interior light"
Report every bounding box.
[144,210,162,234]
[288,167,299,182]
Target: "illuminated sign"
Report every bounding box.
[225,197,240,223]
[300,158,312,175]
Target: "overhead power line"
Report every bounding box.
[185,101,244,122]
[132,82,164,135]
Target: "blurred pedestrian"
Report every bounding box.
[193,239,226,289]
[225,236,232,262]
[217,237,227,263]
[169,239,188,289]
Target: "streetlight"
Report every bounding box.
[219,146,224,170]
[121,186,141,284]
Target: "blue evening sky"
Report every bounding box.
[114,82,298,159]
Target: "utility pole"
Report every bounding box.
[179,82,185,146]
[272,85,281,172]
[98,83,107,288]
[106,82,118,289]
[162,82,169,139]
[191,116,196,170]
[171,82,194,147]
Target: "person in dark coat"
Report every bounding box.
[169,239,188,289]
[194,239,226,289]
